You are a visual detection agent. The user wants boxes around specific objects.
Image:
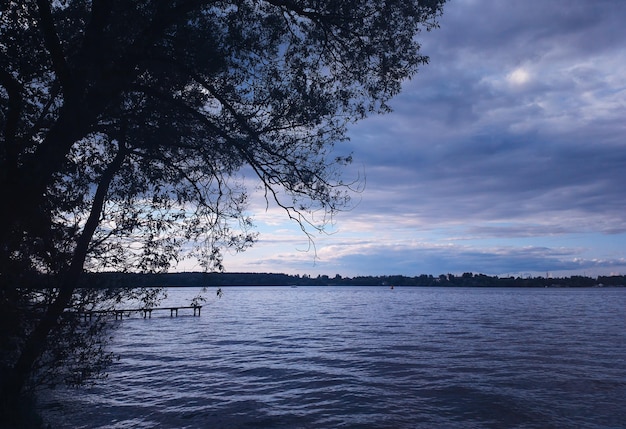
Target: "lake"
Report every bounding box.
[41,286,626,428]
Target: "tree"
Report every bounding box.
[0,0,445,425]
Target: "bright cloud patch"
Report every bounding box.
[507,67,531,86]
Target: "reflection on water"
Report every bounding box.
[42,287,626,428]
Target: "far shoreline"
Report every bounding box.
[70,271,625,289]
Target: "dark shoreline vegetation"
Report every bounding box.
[73,271,626,289]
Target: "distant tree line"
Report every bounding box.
[77,271,625,288]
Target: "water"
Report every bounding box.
[42,287,626,428]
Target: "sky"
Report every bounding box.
[182,0,626,278]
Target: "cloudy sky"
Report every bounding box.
[184,0,626,278]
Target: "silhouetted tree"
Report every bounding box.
[0,0,445,425]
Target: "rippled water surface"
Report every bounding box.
[42,287,626,428]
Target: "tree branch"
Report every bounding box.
[0,66,23,171]
[35,0,72,98]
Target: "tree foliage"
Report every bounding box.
[0,0,444,425]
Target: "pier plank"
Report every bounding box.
[74,305,202,320]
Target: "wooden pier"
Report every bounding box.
[75,305,202,321]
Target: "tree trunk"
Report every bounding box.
[0,143,126,425]
[2,285,75,393]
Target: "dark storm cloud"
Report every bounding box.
[346,0,626,232]
[429,0,626,59]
